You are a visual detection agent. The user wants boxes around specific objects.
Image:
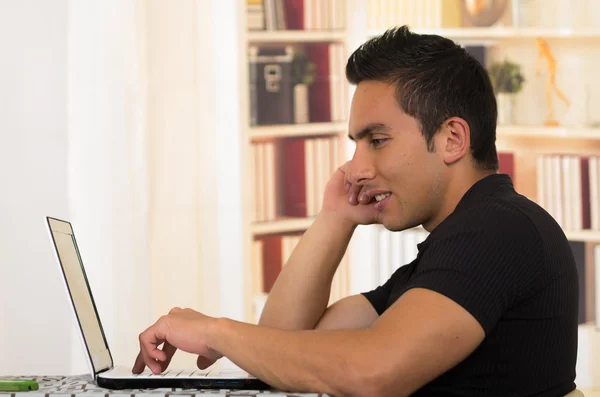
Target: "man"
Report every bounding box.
[133,26,578,397]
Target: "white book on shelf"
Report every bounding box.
[264,141,276,221]
[572,156,583,231]
[281,235,291,267]
[401,230,415,266]
[407,0,417,29]
[304,0,313,30]
[551,155,564,228]
[274,0,287,30]
[590,157,600,230]
[536,155,545,211]
[543,156,554,218]
[333,0,346,29]
[263,0,277,31]
[378,227,392,284]
[424,0,436,28]
[250,144,257,223]
[252,239,264,297]
[372,0,382,30]
[386,0,396,31]
[329,0,337,30]
[315,138,328,214]
[313,0,322,30]
[561,155,573,231]
[247,1,265,31]
[415,0,425,28]
[323,0,331,30]
[392,230,403,275]
[367,0,374,29]
[305,138,317,217]
[254,143,266,222]
[433,0,442,28]
[294,84,309,124]
[595,244,600,329]
[330,134,340,175]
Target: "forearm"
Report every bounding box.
[212,317,374,396]
[259,211,356,330]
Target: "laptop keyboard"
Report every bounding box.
[133,369,211,378]
[102,366,254,379]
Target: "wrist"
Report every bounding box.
[316,210,357,234]
[208,317,230,355]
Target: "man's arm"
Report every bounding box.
[211,287,485,397]
[259,162,383,331]
[314,294,378,330]
[258,212,356,330]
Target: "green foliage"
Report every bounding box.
[292,53,316,86]
[488,59,525,94]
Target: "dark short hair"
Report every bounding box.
[346,25,499,171]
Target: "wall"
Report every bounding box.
[0,0,72,375]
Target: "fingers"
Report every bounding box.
[341,161,368,205]
[132,351,146,374]
[137,319,168,374]
[196,355,217,370]
[158,341,178,372]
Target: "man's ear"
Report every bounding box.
[439,117,470,166]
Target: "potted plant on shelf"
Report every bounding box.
[488,59,525,125]
[291,53,316,124]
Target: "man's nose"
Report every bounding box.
[347,150,375,185]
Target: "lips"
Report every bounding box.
[374,192,391,202]
[363,190,392,204]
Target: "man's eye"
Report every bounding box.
[371,138,388,147]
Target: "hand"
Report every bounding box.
[321,161,381,226]
[132,307,223,374]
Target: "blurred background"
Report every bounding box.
[1,0,600,392]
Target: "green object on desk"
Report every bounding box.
[0,380,39,392]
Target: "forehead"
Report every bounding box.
[348,81,413,134]
[350,81,397,114]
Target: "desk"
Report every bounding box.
[0,376,328,397]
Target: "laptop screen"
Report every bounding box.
[47,217,112,375]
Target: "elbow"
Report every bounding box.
[337,359,410,397]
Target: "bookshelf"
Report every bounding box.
[497,126,600,140]
[251,217,317,235]
[368,27,600,41]
[248,30,347,43]
[241,0,353,323]
[250,121,347,140]
[239,0,600,342]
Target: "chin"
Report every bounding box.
[380,212,419,232]
[379,215,407,232]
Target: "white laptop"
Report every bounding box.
[45,216,270,391]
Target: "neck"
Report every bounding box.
[422,167,495,232]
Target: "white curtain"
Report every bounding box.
[67,0,244,373]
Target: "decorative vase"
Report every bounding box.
[497,92,516,125]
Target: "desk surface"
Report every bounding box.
[0,376,328,397]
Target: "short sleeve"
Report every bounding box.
[404,224,543,334]
[361,263,414,315]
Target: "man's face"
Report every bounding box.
[347,81,448,231]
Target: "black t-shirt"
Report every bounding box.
[362,174,578,397]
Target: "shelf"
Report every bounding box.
[565,230,600,243]
[497,126,600,140]
[252,217,316,235]
[250,122,347,140]
[368,27,600,42]
[247,30,346,43]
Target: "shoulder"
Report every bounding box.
[429,192,544,253]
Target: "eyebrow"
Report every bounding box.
[348,123,391,141]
